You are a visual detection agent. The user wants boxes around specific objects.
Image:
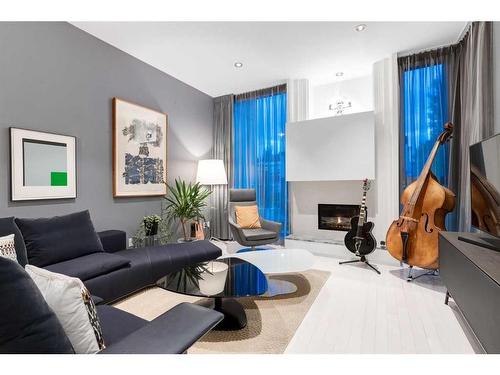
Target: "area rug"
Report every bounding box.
[113,269,330,354]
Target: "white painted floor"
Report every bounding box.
[216,240,481,354]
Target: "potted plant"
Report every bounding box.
[163,178,211,242]
[132,211,172,248]
[143,214,161,236]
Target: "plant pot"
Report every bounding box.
[199,261,229,296]
[144,221,159,236]
[191,221,205,240]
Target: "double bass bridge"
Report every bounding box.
[400,216,419,223]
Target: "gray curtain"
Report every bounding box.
[398,22,494,232]
[211,95,234,239]
[449,21,494,231]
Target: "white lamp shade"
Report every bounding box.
[196,159,228,185]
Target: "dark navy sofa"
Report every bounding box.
[0,211,224,354]
[0,256,223,354]
[56,229,222,303]
[5,211,222,303]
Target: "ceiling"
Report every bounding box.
[72,22,466,97]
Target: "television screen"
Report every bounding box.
[470,133,500,238]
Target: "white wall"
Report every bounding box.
[290,76,378,242]
[311,76,374,119]
[494,22,500,134]
[289,64,400,244]
[286,112,375,182]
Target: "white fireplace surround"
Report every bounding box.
[287,56,399,244]
[286,111,375,182]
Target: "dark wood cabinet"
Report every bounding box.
[439,232,500,353]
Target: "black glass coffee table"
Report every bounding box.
[156,257,268,330]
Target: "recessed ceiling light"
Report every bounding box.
[336,72,344,77]
[354,24,367,32]
[234,62,243,68]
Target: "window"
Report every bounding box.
[233,88,288,237]
[401,63,449,191]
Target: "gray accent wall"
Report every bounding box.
[0,22,213,237]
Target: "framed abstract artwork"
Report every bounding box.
[113,98,168,197]
[10,128,77,201]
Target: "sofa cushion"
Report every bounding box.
[26,265,106,354]
[96,305,147,347]
[15,210,104,267]
[83,248,154,303]
[45,252,131,281]
[0,217,28,266]
[241,228,278,241]
[0,257,74,354]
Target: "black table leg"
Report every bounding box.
[213,297,247,330]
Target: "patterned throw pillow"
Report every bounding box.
[0,234,17,262]
[81,287,105,350]
[25,265,106,353]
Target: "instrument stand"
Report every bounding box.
[339,255,381,275]
[444,290,451,305]
[406,266,439,282]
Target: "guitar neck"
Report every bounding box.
[356,192,367,235]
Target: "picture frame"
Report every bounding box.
[113,98,168,198]
[10,127,77,201]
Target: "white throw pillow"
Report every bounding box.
[25,265,105,354]
[0,234,17,262]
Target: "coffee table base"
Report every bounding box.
[213,298,247,330]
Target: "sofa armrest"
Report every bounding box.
[99,303,223,354]
[260,219,282,234]
[98,230,127,253]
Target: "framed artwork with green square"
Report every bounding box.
[113,98,167,197]
[10,128,77,201]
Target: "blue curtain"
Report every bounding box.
[402,63,449,189]
[401,62,456,229]
[233,89,288,237]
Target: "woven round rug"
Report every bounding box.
[113,269,330,354]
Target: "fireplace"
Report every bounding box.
[318,204,362,231]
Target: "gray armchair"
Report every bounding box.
[229,189,282,250]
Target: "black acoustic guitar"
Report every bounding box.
[344,179,377,256]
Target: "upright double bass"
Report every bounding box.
[386,122,455,270]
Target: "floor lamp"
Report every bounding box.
[196,159,228,239]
